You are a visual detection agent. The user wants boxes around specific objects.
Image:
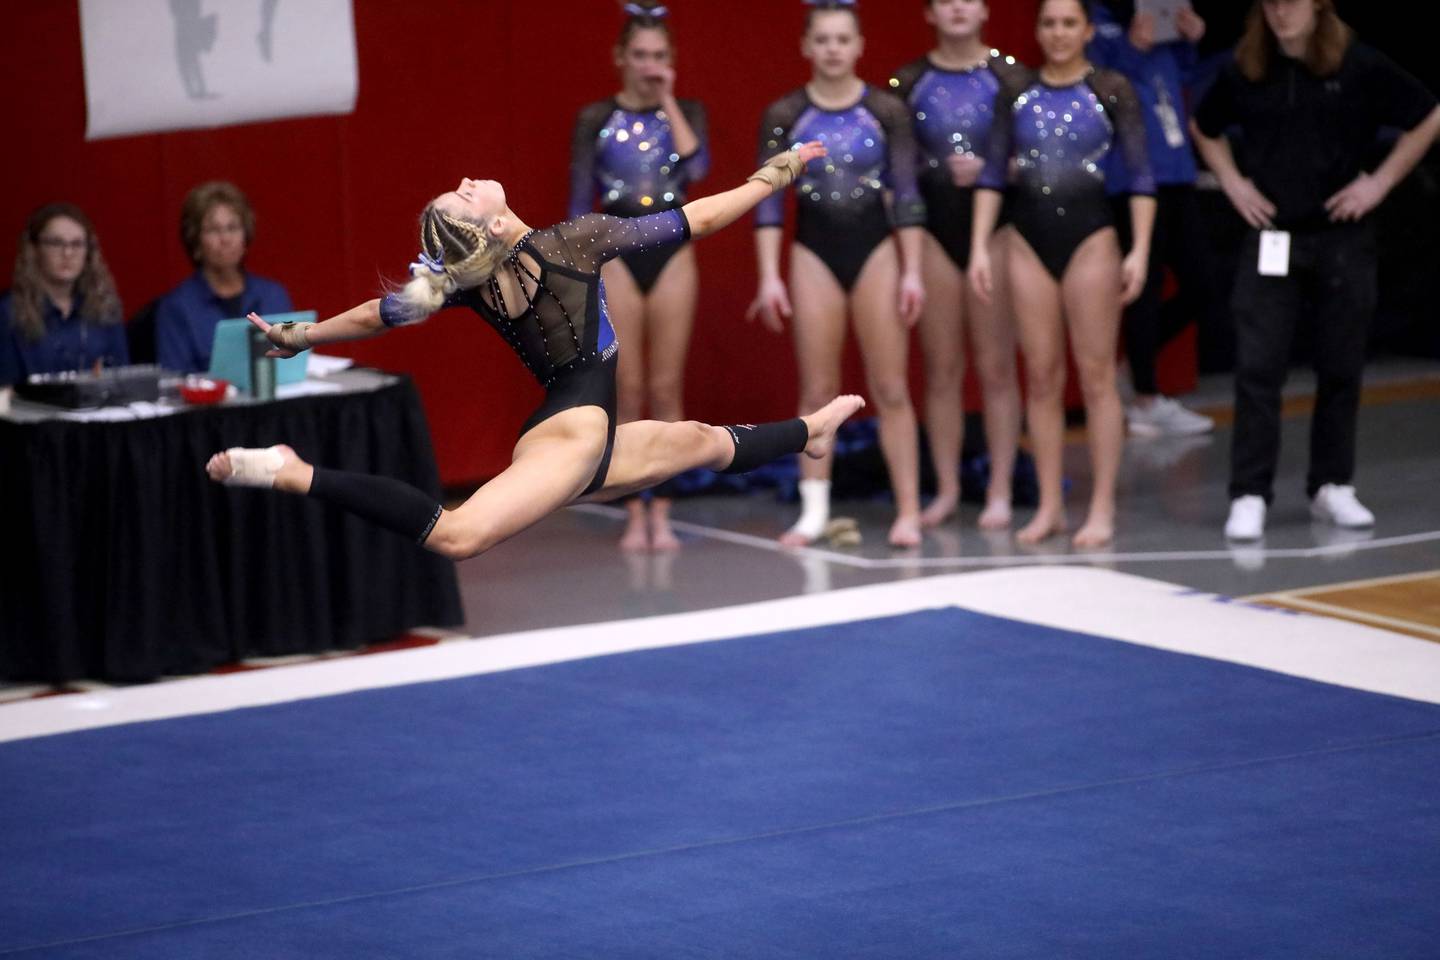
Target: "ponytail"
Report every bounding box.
[388,205,508,323]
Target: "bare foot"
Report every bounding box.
[649,500,681,552]
[920,489,959,528]
[801,395,866,461]
[619,504,649,553]
[1016,509,1067,545]
[888,514,923,548]
[977,498,1012,531]
[1072,516,1114,549]
[650,519,682,552]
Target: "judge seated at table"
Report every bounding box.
[155,180,291,374]
[0,202,129,387]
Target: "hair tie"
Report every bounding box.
[803,0,856,6]
[624,3,668,17]
[411,252,446,276]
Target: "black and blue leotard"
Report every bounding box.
[979,68,1155,280]
[755,86,926,291]
[380,210,691,494]
[569,98,709,294]
[890,51,1033,270]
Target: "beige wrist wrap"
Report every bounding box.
[747,150,808,191]
[271,321,314,353]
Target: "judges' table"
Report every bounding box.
[0,370,464,684]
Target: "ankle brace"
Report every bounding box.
[719,418,809,475]
[787,478,832,542]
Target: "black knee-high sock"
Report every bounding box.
[309,467,443,545]
[719,419,809,475]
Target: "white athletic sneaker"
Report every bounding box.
[1310,484,1375,528]
[1126,396,1215,438]
[1225,495,1267,541]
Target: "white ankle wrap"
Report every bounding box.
[223,446,285,488]
[785,478,832,543]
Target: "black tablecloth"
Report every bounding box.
[1,376,464,683]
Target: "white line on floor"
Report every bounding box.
[570,505,1440,569]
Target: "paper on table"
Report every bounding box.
[59,402,176,422]
[306,353,354,377]
[276,379,346,400]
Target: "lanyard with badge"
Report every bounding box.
[1259,230,1290,277]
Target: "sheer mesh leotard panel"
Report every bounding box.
[891,52,1033,270]
[570,98,709,294]
[980,68,1155,280]
[380,210,690,496]
[452,210,690,384]
[755,87,926,291]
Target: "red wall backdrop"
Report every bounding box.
[3,1,1041,486]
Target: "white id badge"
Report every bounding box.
[1258,230,1291,277]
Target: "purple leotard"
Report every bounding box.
[979,69,1155,279]
[570,99,708,293]
[755,87,925,291]
[890,51,1033,269]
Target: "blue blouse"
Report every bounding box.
[0,292,130,386]
[155,270,292,373]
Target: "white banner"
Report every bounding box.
[80,0,358,141]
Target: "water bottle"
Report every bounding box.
[248,326,276,401]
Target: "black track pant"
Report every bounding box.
[1118,185,1212,396]
[1227,222,1376,502]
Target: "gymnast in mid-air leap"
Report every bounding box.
[206,142,865,560]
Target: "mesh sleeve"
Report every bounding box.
[754,91,808,229]
[558,210,692,274]
[1091,70,1156,197]
[989,51,1035,93]
[977,78,1020,192]
[887,57,928,103]
[568,100,613,219]
[675,98,711,184]
[867,89,927,228]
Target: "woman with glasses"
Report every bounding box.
[155,180,292,373]
[0,202,128,386]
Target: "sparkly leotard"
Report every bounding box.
[890,51,1033,270]
[380,210,691,495]
[979,68,1155,280]
[755,87,926,291]
[570,98,708,294]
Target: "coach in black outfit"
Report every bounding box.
[1191,0,1440,541]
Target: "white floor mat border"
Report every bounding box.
[4,567,1439,744]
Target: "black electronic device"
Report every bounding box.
[14,365,164,409]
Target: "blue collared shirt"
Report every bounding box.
[1088,3,1200,187]
[155,270,292,373]
[0,291,130,386]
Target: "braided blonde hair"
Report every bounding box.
[391,204,511,321]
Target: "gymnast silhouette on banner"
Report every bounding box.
[168,0,281,99]
[81,0,355,139]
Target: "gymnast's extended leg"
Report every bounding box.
[206,406,609,561]
[583,394,865,503]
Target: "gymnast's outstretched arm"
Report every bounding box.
[681,141,825,238]
[246,299,386,359]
